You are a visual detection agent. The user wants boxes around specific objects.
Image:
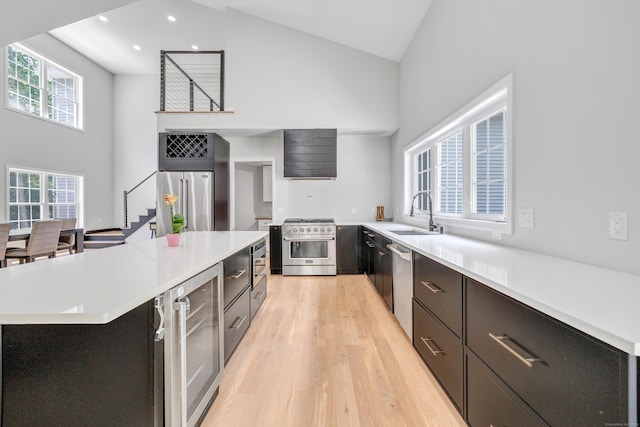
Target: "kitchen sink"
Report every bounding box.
[389,229,437,236]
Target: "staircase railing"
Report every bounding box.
[124,171,157,228]
[160,50,225,112]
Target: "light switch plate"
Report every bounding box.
[519,208,534,228]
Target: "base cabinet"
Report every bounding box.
[336,225,360,274]
[466,353,548,427]
[224,286,251,362]
[411,256,632,426]
[269,226,282,274]
[413,299,463,411]
[466,278,628,426]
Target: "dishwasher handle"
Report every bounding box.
[386,244,412,261]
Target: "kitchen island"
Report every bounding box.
[0,231,267,426]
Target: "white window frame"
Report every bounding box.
[404,74,514,234]
[7,166,84,230]
[5,43,84,130]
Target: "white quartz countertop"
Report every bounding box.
[0,231,267,325]
[362,222,640,356]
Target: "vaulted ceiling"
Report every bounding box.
[4,0,434,74]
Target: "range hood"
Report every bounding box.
[284,129,337,179]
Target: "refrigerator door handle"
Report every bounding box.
[183,178,189,230]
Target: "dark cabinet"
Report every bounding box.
[223,246,250,308]
[466,278,628,426]
[284,129,337,178]
[362,228,375,283]
[466,353,547,427]
[413,299,463,411]
[362,227,392,311]
[413,252,462,338]
[224,286,251,363]
[336,225,360,274]
[1,301,157,426]
[269,225,282,274]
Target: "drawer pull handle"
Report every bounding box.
[229,269,246,279]
[489,333,539,368]
[254,291,265,300]
[366,242,375,248]
[379,251,385,256]
[231,315,248,330]
[420,337,444,356]
[421,281,444,294]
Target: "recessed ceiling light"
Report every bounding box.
[168,15,176,22]
[133,45,141,51]
[98,16,108,22]
[191,45,199,50]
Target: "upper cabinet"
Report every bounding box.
[284,129,337,179]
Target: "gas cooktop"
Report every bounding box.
[283,218,335,224]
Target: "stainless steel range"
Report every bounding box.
[282,218,336,276]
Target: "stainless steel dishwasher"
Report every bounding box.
[387,242,413,338]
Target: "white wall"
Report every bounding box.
[157,10,398,133]
[229,132,391,224]
[0,34,115,230]
[393,0,640,274]
[112,74,159,228]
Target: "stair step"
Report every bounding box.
[84,241,126,249]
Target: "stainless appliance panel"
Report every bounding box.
[157,171,184,237]
[252,239,267,288]
[184,171,214,232]
[163,263,224,427]
[282,239,336,266]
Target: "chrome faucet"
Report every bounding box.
[410,190,441,232]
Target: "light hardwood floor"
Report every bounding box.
[202,272,466,427]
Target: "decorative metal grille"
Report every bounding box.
[165,134,209,159]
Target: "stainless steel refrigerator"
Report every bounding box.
[157,132,230,236]
[157,171,225,237]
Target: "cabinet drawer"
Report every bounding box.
[224,286,251,363]
[413,252,462,337]
[223,246,250,308]
[250,276,267,320]
[466,353,548,427]
[413,299,463,411]
[466,278,628,426]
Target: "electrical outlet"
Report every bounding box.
[371,207,376,214]
[351,207,357,214]
[518,208,534,228]
[608,212,628,240]
[491,231,502,240]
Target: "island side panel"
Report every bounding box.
[1,300,157,427]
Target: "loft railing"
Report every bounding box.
[160,50,225,112]
[123,170,157,227]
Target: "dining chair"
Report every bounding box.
[0,223,9,268]
[56,218,77,254]
[5,220,63,264]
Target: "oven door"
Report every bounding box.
[282,237,336,266]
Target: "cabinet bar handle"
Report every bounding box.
[421,281,444,294]
[366,242,375,248]
[229,269,246,279]
[231,315,247,330]
[420,337,444,356]
[489,333,540,368]
[379,251,385,256]
[254,292,265,300]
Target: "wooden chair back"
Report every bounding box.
[26,220,62,257]
[57,218,77,246]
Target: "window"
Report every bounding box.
[6,44,83,129]
[405,75,513,233]
[7,167,83,230]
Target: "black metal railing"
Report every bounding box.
[123,171,157,227]
[160,50,225,112]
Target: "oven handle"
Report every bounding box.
[283,237,336,241]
